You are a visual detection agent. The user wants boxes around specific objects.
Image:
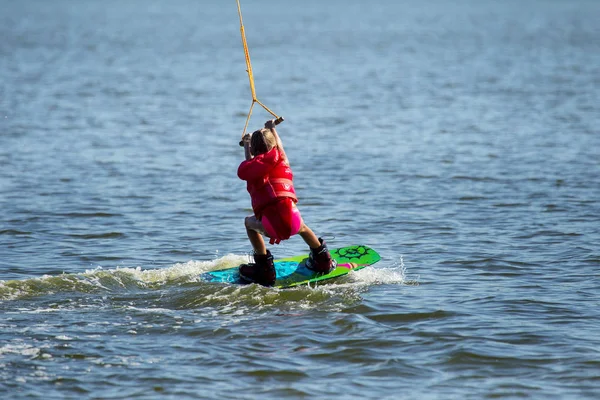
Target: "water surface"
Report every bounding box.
[1,0,599,399]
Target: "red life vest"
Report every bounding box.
[237,147,298,217]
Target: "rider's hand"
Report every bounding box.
[264,119,276,130]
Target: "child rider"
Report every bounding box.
[237,119,335,286]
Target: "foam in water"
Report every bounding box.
[0,340,44,360]
[351,255,411,286]
[0,254,413,301]
[0,254,247,301]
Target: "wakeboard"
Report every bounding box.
[201,245,381,288]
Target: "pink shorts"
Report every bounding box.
[261,198,303,245]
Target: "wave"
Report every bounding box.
[0,255,241,301]
[0,255,411,306]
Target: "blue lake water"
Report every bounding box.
[1,0,599,398]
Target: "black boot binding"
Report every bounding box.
[306,238,336,273]
[239,250,276,286]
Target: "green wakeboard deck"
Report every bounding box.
[201,245,381,288]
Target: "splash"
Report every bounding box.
[351,255,417,286]
[0,254,415,303]
[0,254,248,301]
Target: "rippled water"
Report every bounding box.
[1,0,599,399]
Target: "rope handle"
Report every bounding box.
[236,0,282,145]
[238,117,284,147]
